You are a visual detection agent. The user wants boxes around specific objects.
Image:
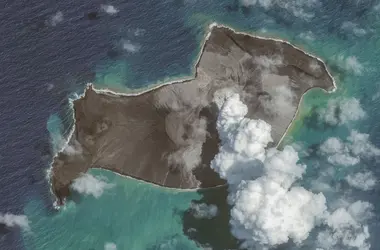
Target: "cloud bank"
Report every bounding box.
[71,173,114,198]
[210,92,374,249]
[101,5,119,15]
[0,213,30,231]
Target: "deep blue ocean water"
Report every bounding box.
[1,0,380,249]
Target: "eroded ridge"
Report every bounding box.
[51,25,335,204]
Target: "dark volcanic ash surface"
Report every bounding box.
[51,25,335,203]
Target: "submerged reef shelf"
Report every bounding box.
[50,23,335,204]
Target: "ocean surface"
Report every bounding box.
[1,0,380,249]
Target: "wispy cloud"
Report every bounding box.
[101,5,119,15]
[319,97,366,126]
[346,171,377,191]
[190,203,218,219]
[0,213,30,231]
[317,201,373,250]
[104,242,117,250]
[49,11,63,26]
[299,31,315,41]
[333,55,364,75]
[71,173,114,198]
[121,40,141,53]
[320,130,380,167]
[240,0,320,21]
[341,21,366,37]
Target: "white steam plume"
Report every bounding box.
[211,93,327,248]
[211,93,272,185]
[210,92,374,250]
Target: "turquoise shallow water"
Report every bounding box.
[24,168,201,250]
[20,0,380,249]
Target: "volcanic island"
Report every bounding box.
[50,24,335,204]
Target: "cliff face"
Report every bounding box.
[51,25,334,204]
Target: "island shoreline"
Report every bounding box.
[47,22,337,206]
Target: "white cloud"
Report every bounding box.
[104,242,117,250]
[212,93,327,248]
[49,11,63,26]
[0,213,30,231]
[320,137,360,166]
[47,83,54,91]
[334,55,364,75]
[121,40,141,53]
[260,84,296,117]
[347,130,380,157]
[319,98,366,126]
[101,5,119,15]
[320,130,380,167]
[346,171,377,191]
[375,3,380,11]
[317,201,373,250]
[63,140,83,156]
[190,203,218,219]
[299,31,315,41]
[71,173,114,198]
[167,117,207,174]
[240,0,320,20]
[341,21,366,37]
[212,88,238,110]
[253,55,283,71]
[309,59,322,74]
[133,28,145,36]
[372,90,380,101]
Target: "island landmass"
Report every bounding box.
[50,24,335,204]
